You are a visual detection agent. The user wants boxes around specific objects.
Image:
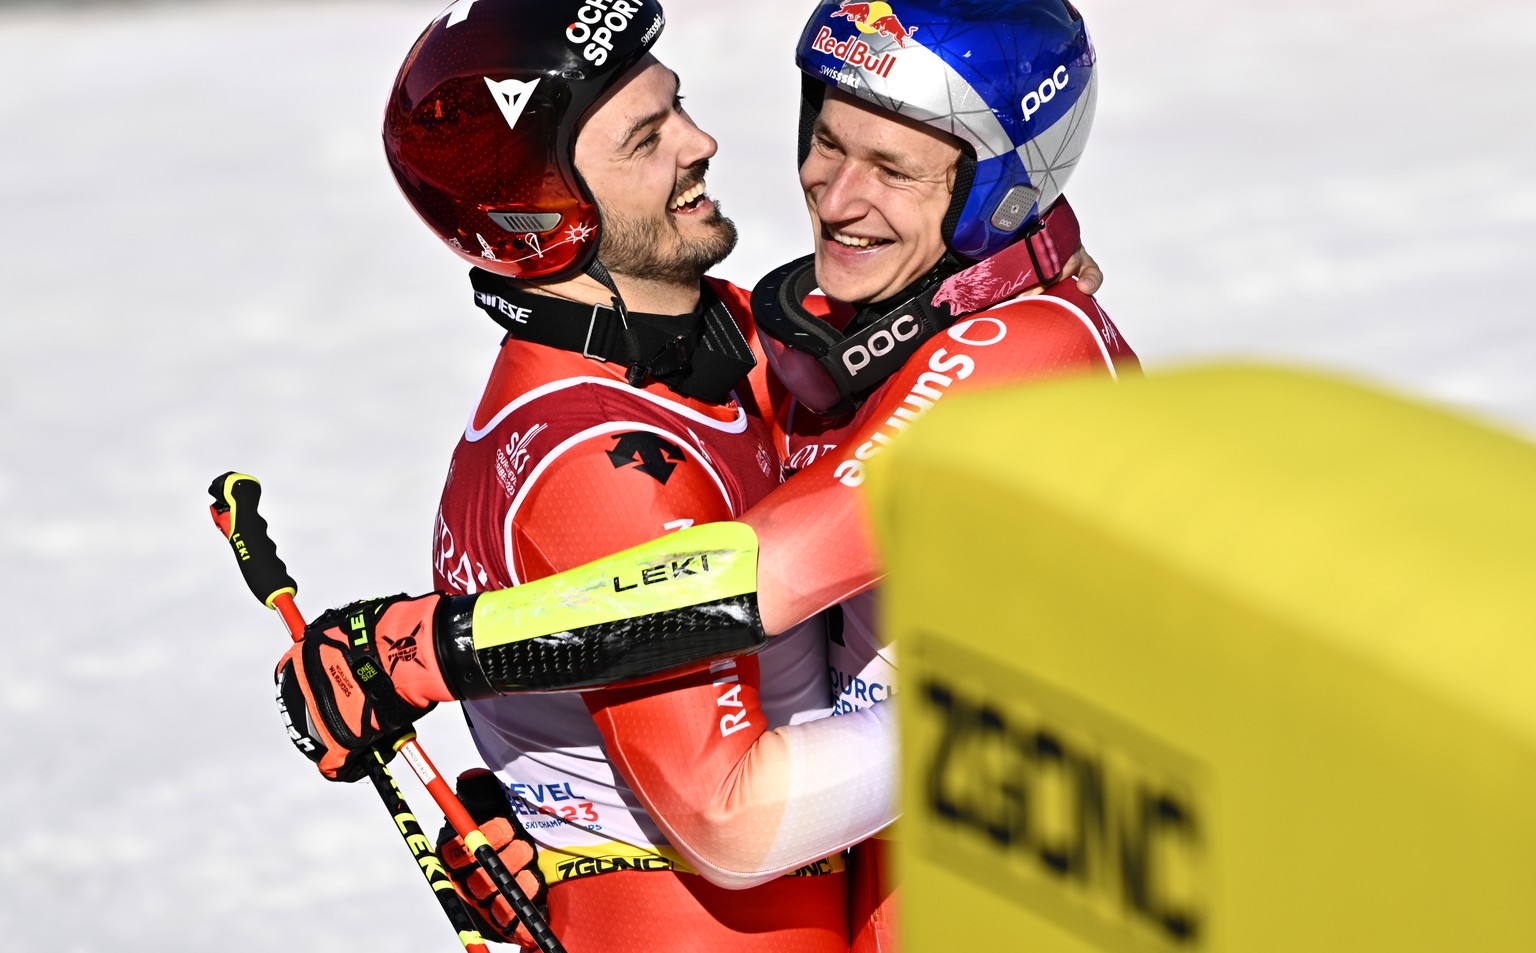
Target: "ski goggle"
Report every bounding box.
[759,331,850,417]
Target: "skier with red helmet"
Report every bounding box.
[363,2,863,947]
[271,0,1118,949]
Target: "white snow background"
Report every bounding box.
[1,0,1532,949]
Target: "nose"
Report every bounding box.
[804,154,869,226]
[676,111,718,169]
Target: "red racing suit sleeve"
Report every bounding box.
[573,290,1134,889]
[749,288,1137,633]
[586,632,899,889]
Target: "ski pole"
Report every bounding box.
[207,471,566,953]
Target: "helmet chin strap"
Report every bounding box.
[583,257,648,387]
[583,256,628,314]
[469,263,756,405]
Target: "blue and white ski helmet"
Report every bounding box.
[795,0,1096,262]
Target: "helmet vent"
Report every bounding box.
[989,185,1041,233]
[489,211,563,234]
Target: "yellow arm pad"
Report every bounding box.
[473,521,760,648]
[437,522,765,695]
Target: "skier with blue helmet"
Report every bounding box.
[754,0,1114,416]
[745,6,1137,947]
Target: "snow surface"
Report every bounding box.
[0,0,1532,949]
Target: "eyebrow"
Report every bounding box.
[867,146,912,169]
[815,118,917,173]
[616,69,682,149]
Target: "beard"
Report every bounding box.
[595,196,738,288]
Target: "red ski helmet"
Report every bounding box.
[383,0,667,281]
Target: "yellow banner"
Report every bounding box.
[873,365,1536,951]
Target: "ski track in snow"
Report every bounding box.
[0,0,1532,949]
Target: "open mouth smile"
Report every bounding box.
[829,230,892,248]
[670,180,710,213]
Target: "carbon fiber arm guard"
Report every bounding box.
[436,523,767,695]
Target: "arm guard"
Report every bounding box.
[437,522,766,695]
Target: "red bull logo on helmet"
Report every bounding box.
[813,2,918,80]
[832,2,919,49]
[811,27,898,79]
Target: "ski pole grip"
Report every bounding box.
[207,471,297,609]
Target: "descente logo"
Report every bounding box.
[834,317,1007,487]
[566,0,650,66]
[1022,65,1071,121]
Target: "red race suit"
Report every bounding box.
[433,277,852,953]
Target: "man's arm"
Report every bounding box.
[280,290,1135,776]
[585,624,899,889]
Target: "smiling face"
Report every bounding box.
[799,88,962,306]
[574,55,737,288]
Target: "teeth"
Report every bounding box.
[833,232,884,248]
[670,181,706,210]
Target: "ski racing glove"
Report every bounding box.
[275,593,440,781]
[437,769,548,949]
[276,522,769,780]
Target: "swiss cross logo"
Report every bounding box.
[432,0,482,28]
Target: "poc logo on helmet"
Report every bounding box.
[843,314,922,376]
[1021,65,1071,121]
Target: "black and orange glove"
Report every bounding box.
[274,522,772,781]
[437,769,549,948]
[275,593,456,781]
